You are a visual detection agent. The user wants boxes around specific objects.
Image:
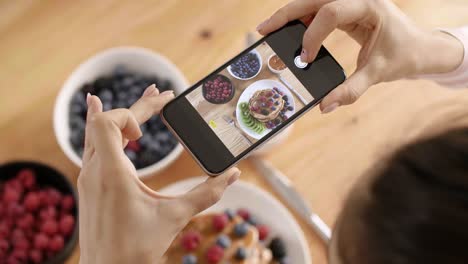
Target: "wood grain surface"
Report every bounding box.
[1,1,468,263]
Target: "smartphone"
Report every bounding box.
[162,20,345,175]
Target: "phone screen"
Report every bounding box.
[184,41,315,157]
[163,21,345,174]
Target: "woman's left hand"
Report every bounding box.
[78,85,241,264]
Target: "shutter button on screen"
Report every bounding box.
[294,56,308,68]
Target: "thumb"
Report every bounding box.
[179,168,241,217]
[319,66,373,114]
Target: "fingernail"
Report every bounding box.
[228,171,240,186]
[322,102,340,114]
[86,93,92,107]
[256,19,268,31]
[160,90,174,96]
[143,85,158,97]
[300,49,308,62]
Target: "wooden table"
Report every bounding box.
[1,1,468,263]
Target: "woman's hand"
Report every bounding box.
[257,0,464,113]
[78,85,241,264]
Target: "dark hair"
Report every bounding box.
[337,128,468,264]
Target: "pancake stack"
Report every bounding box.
[248,89,285,122]
[163,212,273,264]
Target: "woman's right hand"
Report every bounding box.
[257,0,464,113]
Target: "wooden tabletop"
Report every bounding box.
[1,1,468,263]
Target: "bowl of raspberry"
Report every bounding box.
[202,74,234,104]
[0,161,78,264]
[54,47,189,179]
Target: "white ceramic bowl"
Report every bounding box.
[54,47,189,179]
[267,54,287,74]
[227,49,263,81]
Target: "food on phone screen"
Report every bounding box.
[163,208,288,263]
[68,65,178,169]
[239,102,265,134]
[268,54,286,72]
[229,51,262,79]
[202,75,234,104]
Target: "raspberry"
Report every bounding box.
[39,206,57,221]
[33,233,49,250]
[29,249,43,263]
[11,229,25,243]
[6,203,25,218]
[17,169,36,190]
[11,249,28,262]
[0,239,9,251]
[59,214,75,236]
[126,140,141,152]
[46,188,62,206]
[24,192,40,212]
[12,237,29,251]
[237,208,250,221]
[0,221,11,237]
[180,230,201,251]
[205,245,224,264]
[6,255,21,264]
[212,214,229,232]
[61,195,75,212]
[49,235,65,252]
[3,187,21,203]
[17,213,34,230]
[257,225,270,241]
[41,219,59,235]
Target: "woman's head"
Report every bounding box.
[330,128,468,264]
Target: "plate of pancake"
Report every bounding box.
[159,178,312,264]
[236,80,296,140]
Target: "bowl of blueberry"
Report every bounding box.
[227,49,262,81]
[54,47,189,179]
[0,161,78,264]
[202,74,234,104]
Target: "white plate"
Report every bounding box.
[227,49,263,81]
[236,79,296,139]
[159,177,312,264]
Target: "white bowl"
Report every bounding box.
[54,47,189,179]
[227,49,263,81]
[267,54,287,74]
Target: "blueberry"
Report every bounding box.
[216,235,231,249]
[158,79,172,91]
[182,254,197,264]
[233,223,249,238]
[70,116,85,131]
[98,90,113,103]
[287,106,293,111]
[247,215,258,226]
[279,258,290,264]
[139,134,153,146]
[102,102,112,111]
[282,95,288,101]
[269,237,287,260]
[70,130,84,149]
[122,77,135,87]
[71,92,86,105]
[235,247,248,260]
[70,103,84,115]
[125,149,137,163]
[224,209,235,220]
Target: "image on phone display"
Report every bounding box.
[185,42,315,156]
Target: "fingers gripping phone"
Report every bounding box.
[162,21,345,175]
